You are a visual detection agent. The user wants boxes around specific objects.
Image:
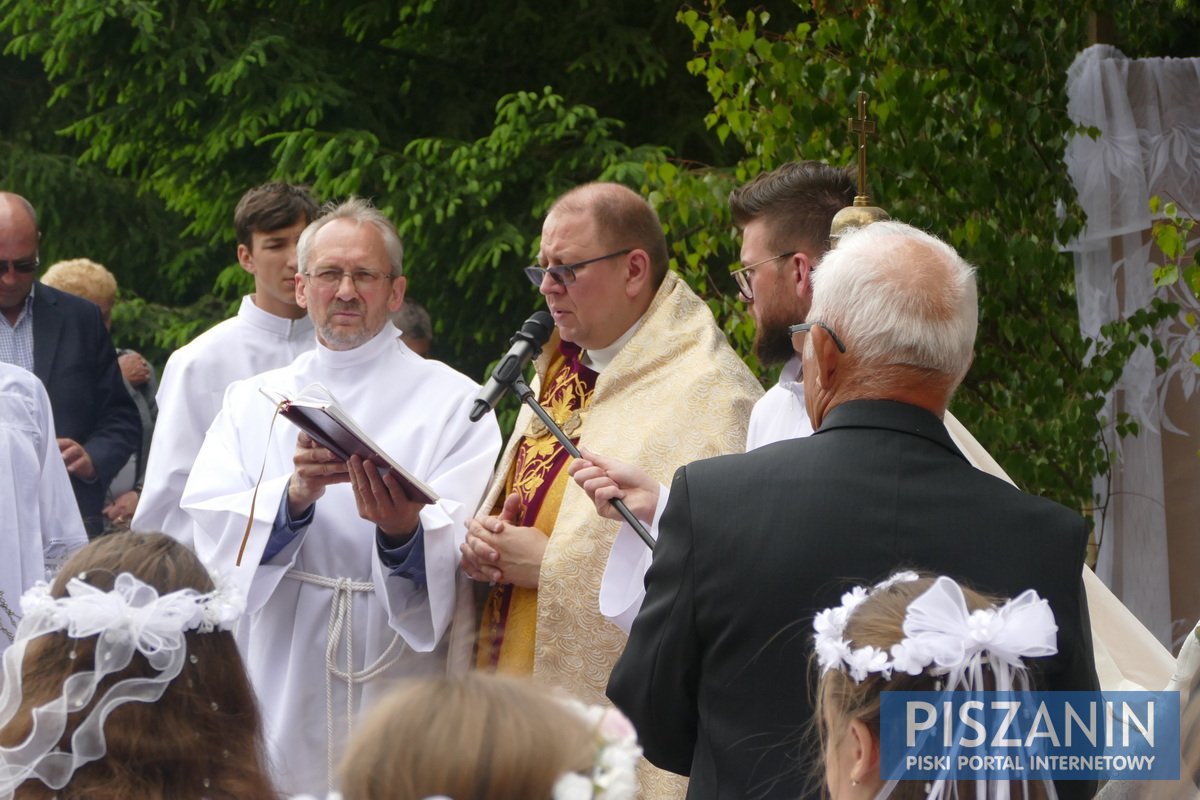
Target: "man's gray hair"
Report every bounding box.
[808,221,977,383]
[391,298,432,338]
[297,196,404,276]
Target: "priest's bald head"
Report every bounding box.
[798,221,978,429]
[529,182,669,351]
[295,198,407,351]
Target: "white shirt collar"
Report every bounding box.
[581,315,644,373]
[779,354,802,386]
[239,295,315,338]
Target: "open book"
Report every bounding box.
[260,383,439,505]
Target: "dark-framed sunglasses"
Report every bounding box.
[0,255,39,275]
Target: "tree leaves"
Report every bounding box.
[647,0,1184,510]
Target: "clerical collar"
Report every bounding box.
[313,324,401,370]
[240,295,314,337]
[581,316,644,373]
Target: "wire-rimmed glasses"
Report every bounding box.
[730,252,796,301]
[787,321,847,354]
[302,268,392,290]
[524,249,633,287]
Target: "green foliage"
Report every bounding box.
[1151,196,1200,292]
[0,0,704,377]
[1149,194,1200,368]
[2,0,1193,511]
[652,0,1183,510]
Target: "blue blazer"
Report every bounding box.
[31,283,141,537]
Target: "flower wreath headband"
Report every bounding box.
[431,700,640,800]
[0,571,245,795]
[551,700,642,800]
[813,571,1059,691]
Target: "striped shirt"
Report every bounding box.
[0,286,35,372]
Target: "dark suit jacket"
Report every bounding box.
[608,400,1097,800]
[31,283,141,537]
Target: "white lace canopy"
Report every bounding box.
[1064,44,1200,648]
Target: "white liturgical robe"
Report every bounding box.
[181,327,501,795]
[0,363,86,649]
[134,296,315,545]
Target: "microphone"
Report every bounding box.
[469,310,554,422]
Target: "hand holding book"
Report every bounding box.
[285,430,351,517]
[262,383,440,506]
[345,452,425,543]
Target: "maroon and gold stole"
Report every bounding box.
[477,341,597,673]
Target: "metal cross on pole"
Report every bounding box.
[829,90,890,241]
[848,90,876,204]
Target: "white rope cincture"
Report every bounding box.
[285,570,407,791]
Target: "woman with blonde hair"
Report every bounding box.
[0,532,276,800]
[336,673,640,800]
[40,258,157,530]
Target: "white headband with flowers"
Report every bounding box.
[0,571,245,794]
[813,572,1059,688]
[551,700,641,800]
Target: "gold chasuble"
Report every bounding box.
[469,271,763,799]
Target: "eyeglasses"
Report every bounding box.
[0,255,39,275]
[303,268,392,290]
[788,321,847,354]
[524,249,632,288]
[730,252,796,301]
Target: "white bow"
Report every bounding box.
[897,576,1058,678]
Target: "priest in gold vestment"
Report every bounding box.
[458,182,762,799]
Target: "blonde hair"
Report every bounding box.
[40,259,118,309]
[814,576,1047,800]
[339,673,595,800]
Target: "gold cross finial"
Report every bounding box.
[847,91,875,204]
[829,90,890,242]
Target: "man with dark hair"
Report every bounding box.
[459,181,761,799]
[727,161,856,445]
[0,192,141,539]
[134,182,320,544]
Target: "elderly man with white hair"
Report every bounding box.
[607,221,1099,800]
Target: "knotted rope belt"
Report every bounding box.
[285,569,407,790]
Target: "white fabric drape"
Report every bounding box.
[1064,44,1200,647]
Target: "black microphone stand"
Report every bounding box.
[509,375,655,551]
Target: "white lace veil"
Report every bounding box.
[0,571,243,795]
